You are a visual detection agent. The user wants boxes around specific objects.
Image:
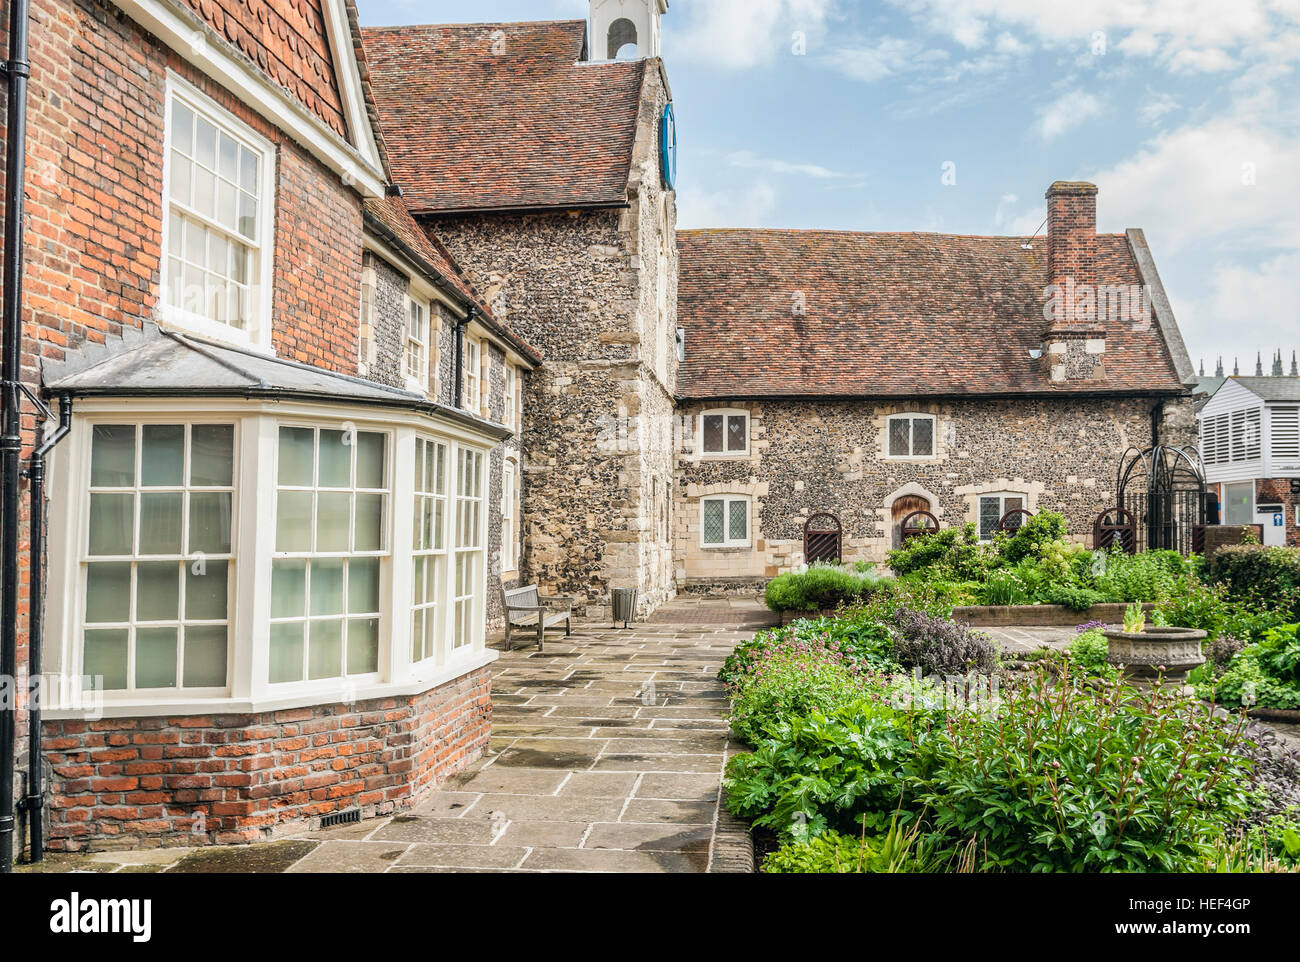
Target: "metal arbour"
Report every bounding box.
[803,512,842,565]
[1113,445,1208,555]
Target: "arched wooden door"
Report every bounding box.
[891,495,931,549]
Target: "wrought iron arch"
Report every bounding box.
[1093,506,1137,555]
[997,508,1034,534]
[899,510,940,545]
[804,512,842,565]
[1113,445,1208,554]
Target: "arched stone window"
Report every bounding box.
[608,18,638,59]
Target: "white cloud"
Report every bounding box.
[1178,252,1300,367]
[1036,89,1104,139]
[676,179,779,228]
[668,0,836,70]
[822,36,947,83]
[715,149,859,179]
[891,0,1300,73]
[1137,92,1180,127]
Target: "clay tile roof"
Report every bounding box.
[360,20,646,214]
[181,0,348,138]
[675,229,1186,401]
[361,195,542,364]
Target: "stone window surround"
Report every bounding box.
[954,478,1046,538]
[685,480,768,552]
[873,404,950,463]
[43,396,498,720]
[697,407,750,459]
[883,412,939,460]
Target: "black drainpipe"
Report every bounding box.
[20,393,71,862]
[454,306,475,409]
[0,0,32,876]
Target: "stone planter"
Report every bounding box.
[1103,626,1206,680]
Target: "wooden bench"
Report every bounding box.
[501,584,573,651]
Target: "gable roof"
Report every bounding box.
[178,0,348,137]
[360,20,647,215]
[675,229,1187,401]
[1228,376,1300,403]
[361,196,542,365]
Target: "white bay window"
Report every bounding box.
[83,423,235,692]
[269,426,389,684]
[48,401,496,718]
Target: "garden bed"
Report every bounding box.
[953,602,1155,628]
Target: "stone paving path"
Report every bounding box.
[32,607,761,874]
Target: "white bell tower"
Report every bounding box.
[589,0,668,60]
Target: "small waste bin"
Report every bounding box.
[611,588,638,629]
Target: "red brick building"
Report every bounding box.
[3,0,538,854]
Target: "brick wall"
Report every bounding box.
[1258,478,1300,547]
[43,665,492,851]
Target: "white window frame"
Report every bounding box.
[464,337,482,415]
[504,364,519,433]
[268,423,392,689]
[885,413,938,460]
[411,435,448,664]
[44,400,499,718]
[79,419,238,697]
[700,494,751,548]
[501,459,518,573]
[698,408,749,458]
[160,73,276,350]
[404,293,430,393]
[977,492,1026,542]
[452,447,487,659]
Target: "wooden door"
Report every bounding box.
[891,496,931,549]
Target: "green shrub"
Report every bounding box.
[763,563,885,614]
[1208,546,1300,618]
[886,523,991,581]
[1067,627,1117,680]
[979,569,1030,606]
[1091,550,1185,603]
[996,511,1068,565]
[913,672,1258,872]
[730,657,875,744]
[1191,624,1300,710]
[1042,584,1107,611]
[725,694,923,837]
[762,817,941,873]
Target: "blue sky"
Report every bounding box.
[358,0,1300,373]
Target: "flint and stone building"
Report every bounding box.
[1,0,1198,852]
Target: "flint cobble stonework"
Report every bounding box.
[41,666,492,851]
[430,62,678,620]
[675,396,1179,582]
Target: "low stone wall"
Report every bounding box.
[43,666,492,851]
[953,602,1155,627]
[680,576,767,598]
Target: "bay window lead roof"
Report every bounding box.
[42,322,511,441]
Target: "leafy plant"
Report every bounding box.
[1041,584,1107,611]
[891,607,998,676]
[1067,627,1117,680]
[764,563,886,614]
[996,511,1068,566]
[725,694,923,837]
[912,669,1258,872]
[1122,602,1147,634]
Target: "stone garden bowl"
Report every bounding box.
[1103,625,1207,681]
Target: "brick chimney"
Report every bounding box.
[1041,181,1106,383]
